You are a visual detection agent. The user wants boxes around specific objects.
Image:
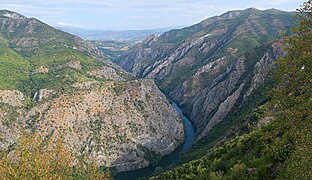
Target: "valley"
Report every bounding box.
[111,8,294,161]
[0,1,311,179]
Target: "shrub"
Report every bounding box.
[0,134,111,179]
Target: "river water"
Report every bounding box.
[115,101,196,180]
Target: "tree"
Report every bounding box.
[273,0,311,120]
[271,0,312,178]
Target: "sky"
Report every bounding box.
[0,0,304,30]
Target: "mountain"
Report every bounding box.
[152,4,311,179]
[116,8,294,158]
[56,26,185,41]
[114,7,312,179]
[0,10,185,172]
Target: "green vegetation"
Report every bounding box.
[0,12,128,179]
[271,1,312,177]
[13,48,105,96]
[134,100,145,112]
[0,33,30,90]
[18,67,95,96]
[0,103,20,127]
[0,14,112,96]
[182,44,275,162]
[112,82,127,95]
[0,134,111,179]
[138,145,163,167]
[182,103,268,163]
[153,1,312,179]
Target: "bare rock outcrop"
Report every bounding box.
[57,60,82,70]
[1,80,184,172]
[88,66,125,81]
[116,8,291,142]
[32,89,55,102]
[0,90,24,107]
[0,10,185,173]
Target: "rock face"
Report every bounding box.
[27,80,183,171]
[0,10,185,172]
[32,89,54,102]
[32,66,49,74]
[88,66,125,81]
[57,60,83,70]
[1,10,26,20]
[117,8,292,140]
[0,90,24,107]
[176,45,283,139]
[0,80,184,171]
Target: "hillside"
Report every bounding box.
[152,113,311,179]
[0,10,185,172]
[117,8,294,159]
[152,3,312,178]
[0,3,310,179]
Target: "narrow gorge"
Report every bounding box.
[115,8,293,151]
[0,2,310,179]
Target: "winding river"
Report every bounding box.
[115,101,196,180]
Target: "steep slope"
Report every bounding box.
[0,10,114,93]
[0,10,105,58]
[0,10,184,172]
[152,112,311,179]
[117,8,293,144]
[153,4,312,178]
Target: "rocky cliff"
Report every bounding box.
[0,80,184,172]
[0,10,184,171]
[116,8,292,142]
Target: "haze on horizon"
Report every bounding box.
[0,0,303,30]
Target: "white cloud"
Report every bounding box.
[0,0,303,29]
[56,22,86,28]
[2,3,67,17]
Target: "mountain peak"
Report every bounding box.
[245,7,259,11]
[0,10,26,20]
[220,10,242,19]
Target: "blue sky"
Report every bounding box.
[0,0,303,30]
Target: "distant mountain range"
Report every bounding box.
[56,26,186,41]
